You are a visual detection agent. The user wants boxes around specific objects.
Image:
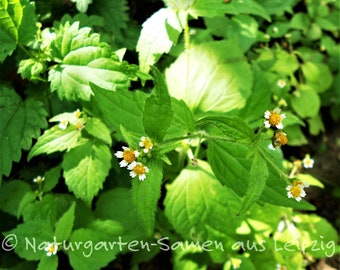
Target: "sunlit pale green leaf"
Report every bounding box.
[301,62,333,93]
[62,140,111,205]
[164,160,242,242]
[48,21,138,101]
[291,85,320,118]
[166,41,252,114]
[71,0,93,13]
[137,8,183,73]
[83,117,112,146]
[0,86,48,180]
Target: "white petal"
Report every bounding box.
[129,171,137,178]
[143,148,149,153]
[134,151,140,157]
[295,197,301,202]
[264,111,271,119]
[119,160,128,167]
[127,162,137,170]
[286,185,292,191]
[114,151,123,158]
[139,174,146,181]
[280,113,286,119]
[139,141,144,147]
[122,146,130,151]
[264,121,271,128]
[144,166,149,173]
[276,123,283,129]
[273,108,281,113]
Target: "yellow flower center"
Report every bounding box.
[123,150,137,163]
[290,186,301,198]
[48,245,56,253]
[133,164,146,175]
[269,112,281,126]
[76,123,84,130]
[74,110,81,118]
[142,138,153,150]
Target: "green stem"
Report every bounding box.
[184,19,190,51]
[18,44,36,60]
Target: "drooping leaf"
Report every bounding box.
[62,140,111,205]
[0,86,48,180]
[0,0,37,62]
[55,202,76,241]
[142,66,173,142]
[48,21,139,101]
[132,158,163,236]
[165,40,252,114]
[238,152,268,215]
[137,8,183,73]
[90,83,147,141]
[164,160,242,242]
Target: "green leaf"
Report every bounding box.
[196,115,255,143]
[95,188,147,240]
[301,62,333,93]
[90,83,147,140]
[165,41,252,114]
[137,8,183,73]
[28,126,83,161]
[89,0,128,42]
[142,66,173,142]
[71,0,93,13]
[48,21,138,101]
[5,220,54,260]
[164,0,270,21]
[164,160,242,242]
[68,222,123,270]
[62,140,111,205]
[290,13,310,32]
[37,255,58,270]
[0,86,48,179]
[132,158,163,236]
[238,153,268,215]
[0,0,37,62]
[55,202,76,241]
[18,58,46,81]
[291,85,320,118]
[164,98,195,140]
[284,124,308,146]
[0,180,33,216]
[42,165,61,193]
[83,117,112,146]
[256,0,295,15]
[22,194,57,224]
[207,140,315,210]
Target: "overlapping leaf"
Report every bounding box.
[48,21,139,101]
[0,86,48,181]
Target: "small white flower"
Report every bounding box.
[128,161,149,181]
[264,108,286,129]
[276,264,287,270]
[139,136,153,153]
[75,122,85,131]
[45,242,58,256]
[277,79,286,88]
[302,154,314,169]
[114,147,139,167]
[58,119,68,130]
[286,184,307,202]
[73,109,81,119]
[33,176,45,183]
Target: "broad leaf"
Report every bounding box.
[38,255,58,270]
[48,21,138,101]
[0,0,37,62]
[257,0,295,15]
[0,86,48,180]
[62,140,111,205]
[164,160,242,242]
[132,158,163,236]
[90,83,147,140]
[301,62,333,93]
[68,222,123,270]
[207,140,315,210]
[137,8,183,73]
[165,40,252,114]
[83,117,112,146]
[196,115,255,144]
[291,85,320,118]
[28,126,83,161]
[5,220,54,260]
[143,66,173,142]
[164,0,270,20]
[55,202,76,241]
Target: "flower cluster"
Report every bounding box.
[286,180,309,202]
[57,109,85,131]
[264,108,288,148]
[115,137,153,181]
[45,242,58,256]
